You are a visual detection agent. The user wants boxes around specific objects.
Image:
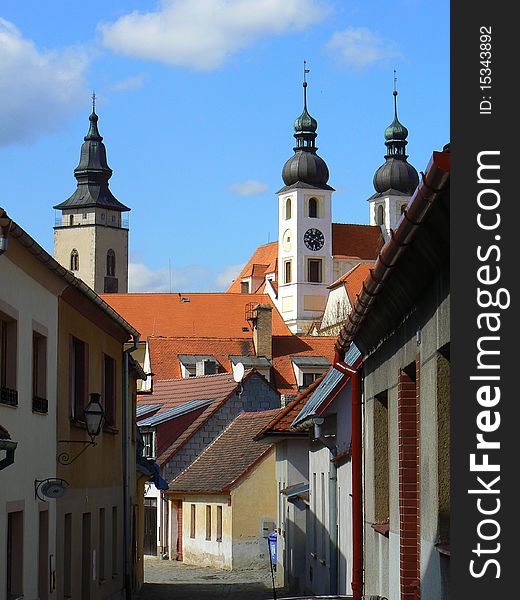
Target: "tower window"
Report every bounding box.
[307,258,323,283]
[309,197,318,218]
[284,260,292,284]
[70,249,79,271]
[285,198,292,220]
[401,204,407,215]
[106,249,116,277]
[69,215,74,226]
[377,205,385,225]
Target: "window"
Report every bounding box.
[38,510,49,600]
[377,204,385,225]
[312,472,317,555]
[103,354,116,427]
[307,258,323,283]
[1,313,17,406]
[32,331,48,413]
[64,513,72,597]
[190,505,196,538]
[206,506,212,540]
[69,215,74,226]
[240,281,249,294]
[106,250,116,277]
[284,259,292,284]
[99,508,106,582]
[7,511,24,600]
[71,337,88,420]
[70,249,79,271]
[373,391,389,523]
[216,506,222,542]
[320,473,326,560]
[401,203,407,215]
[112,506,118,576]
[302,372,320,387]
[309,197,318,218]
[141,430,155,458]
[285,198,292,220]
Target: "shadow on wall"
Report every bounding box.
[421,545,449,600]
[139,582,278,600]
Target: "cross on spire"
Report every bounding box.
[303,60,310,108]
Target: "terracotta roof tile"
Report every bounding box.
[328,262,374,304]
[146,334,336,396]
[332,223,383,260]
[101,292,290,339]
[227,243,278,293]
[255,371,328,438]
[168,410,277,493]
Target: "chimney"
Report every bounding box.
[252,304,272,360]
[196,359,217,376]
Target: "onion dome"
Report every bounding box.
[54,96,129,212]
[373,82,418,195]
[281,70,331,189]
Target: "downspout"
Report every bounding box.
[312,418,338,596]
[335,357,363,600]
[123,334,139,598]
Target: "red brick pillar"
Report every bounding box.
[398,368,420,600]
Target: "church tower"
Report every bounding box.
[277,70,334,335]
[53,100,130,293]
[369,75,419,236]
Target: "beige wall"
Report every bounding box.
[0,244,60,600]
[55,298,127,599]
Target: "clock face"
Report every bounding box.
[304,228,324,251]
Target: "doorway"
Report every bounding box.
[144,498,158,556]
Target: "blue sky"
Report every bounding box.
[0,0,449,292]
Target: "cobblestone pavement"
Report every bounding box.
[138,556,284,600]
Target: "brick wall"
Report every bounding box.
[398,366,420,600]
[163,373,280,482]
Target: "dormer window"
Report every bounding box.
[106,249,116,277]
[70,249,79,271]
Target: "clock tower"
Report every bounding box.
[276,73,334,335]
[53,100,130,294]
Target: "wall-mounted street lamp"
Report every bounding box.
[58,393,105,465]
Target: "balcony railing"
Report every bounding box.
[0,386,18,407]
[32,396,48,414]
[54,213,129,229]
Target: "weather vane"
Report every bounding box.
[393,70,398,95]
[303,60,310,85]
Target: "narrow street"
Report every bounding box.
[139,557,284,600]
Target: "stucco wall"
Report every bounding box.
[231,450,277,569]
[0,249,59,600]
[362,272,450,600]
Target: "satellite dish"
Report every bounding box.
[41,480,68,499]
[232,362,245,383]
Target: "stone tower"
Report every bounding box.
[368,76,419,236]
[53,102,130,293]
[276,72,334,335]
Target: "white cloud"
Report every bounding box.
[229,180,269,196]
[129,261,245,292]
[112,74,147,92]
[99,0,329,70]
[0,18,89,146]
[326,27,401,69]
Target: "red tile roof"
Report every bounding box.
[255,371,327,438]
[332,223,383,259]
[168,410,277,493]
[146,334,336,396]
[101,292,291,339]
[227,242,278,293]
[328,262,374,304]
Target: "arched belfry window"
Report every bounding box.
[106,249,116,277]
[309,197,318,218]
[401,204,407,215]
[377,205,385,226]
[69,215,74,226]
[70,249,79,271]
[285,198,292,220]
